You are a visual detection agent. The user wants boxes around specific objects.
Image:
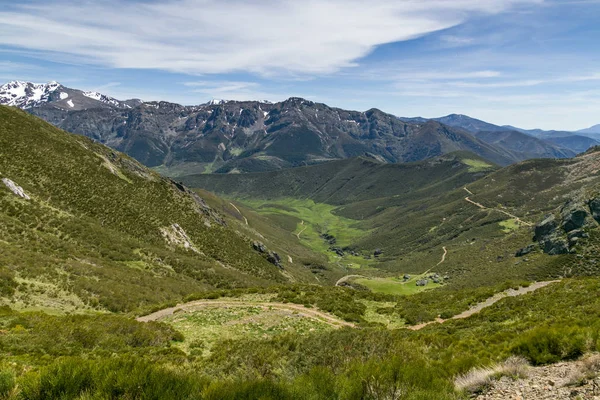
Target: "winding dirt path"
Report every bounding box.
[408,280,560,330]
[463,189,532,227]
[436,246,448,266]
[296,220,307,239]
[229,202,248,225]
[137,300,355,328]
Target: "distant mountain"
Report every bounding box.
[578,124,600,134]
[401,113,597,155]
[401,113,507,133]
[473,130,575,159]
[1,82,521,174]
[544,135,600,154]
[4,81,587,175]
[0,80,143,111]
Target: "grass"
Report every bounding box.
[463,158,495,172]
[240,198,372,264]
[355,274,442,296]
[499,219,520,233]
[163,302,333,357]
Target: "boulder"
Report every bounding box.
[374,249,383,257]
[267,251,283,268]
[515,244,535,257]
[534,215,558,241]
[589,197,600,224]
[416,279,428,287]
[403,274,411,281]
[560,202,588,233]
[252,241,267,253]
[540,238,569,255]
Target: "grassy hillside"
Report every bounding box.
[0,106,327,314]
[179,152,496,204]
[182,148,600,291]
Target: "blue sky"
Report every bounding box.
[0,0,599,130]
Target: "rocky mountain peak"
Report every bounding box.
[0,80,64,109]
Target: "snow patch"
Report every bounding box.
[83,91,121,107]
[0,80,62,109]
[2,178,30,200]
[67,99,74,108]
[59,92,69,100]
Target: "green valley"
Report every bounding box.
[1,106,600,399]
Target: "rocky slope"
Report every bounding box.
[26,93,518,174]
[3,81,553,174]
[476,355,600,400]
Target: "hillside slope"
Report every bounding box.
[0,106,324,313]
[474,130,575,159]
[183,147,600,289]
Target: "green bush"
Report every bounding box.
[0,369,15,400]
[512,325,588,365]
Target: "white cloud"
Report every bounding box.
[0,0,539,76]
[183,80,289,102]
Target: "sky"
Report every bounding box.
[0,0,599,130]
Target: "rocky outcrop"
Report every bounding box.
[515,244,535,257]
[532,198,595,255]
[533,215,570,255]
[1,178,30,200]
[560,201,588,232]
[252,241,283,269]
[267,252,282,269]
[589,197,600,224]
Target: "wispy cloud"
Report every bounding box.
[0,0,539,76]
[183,80,288,102]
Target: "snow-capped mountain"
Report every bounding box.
[0,81,62,109]
[82,91,123,108]
[0,81,142,111]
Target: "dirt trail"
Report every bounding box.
[463,189,533,227]
[296,220,307,239]
[437,246,448,266]
[229,202,248,225]
[409,280,560,331]
[137,300,355,328]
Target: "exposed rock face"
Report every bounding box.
[560,201,588,232]
[533,215,569,255]
[589,197,600,224]
[534,215,559,241]
[24,90,520,174]
[532,198,596,255]
[252,241,267,253]
[515,244,535,257]
[251,241,283,269]
[267,251,282,269]
[1,178,30,200]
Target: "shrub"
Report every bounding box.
[512,326,587,365]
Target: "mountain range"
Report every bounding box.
[2,81,597,176]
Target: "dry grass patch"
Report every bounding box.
[455,356,529,394]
